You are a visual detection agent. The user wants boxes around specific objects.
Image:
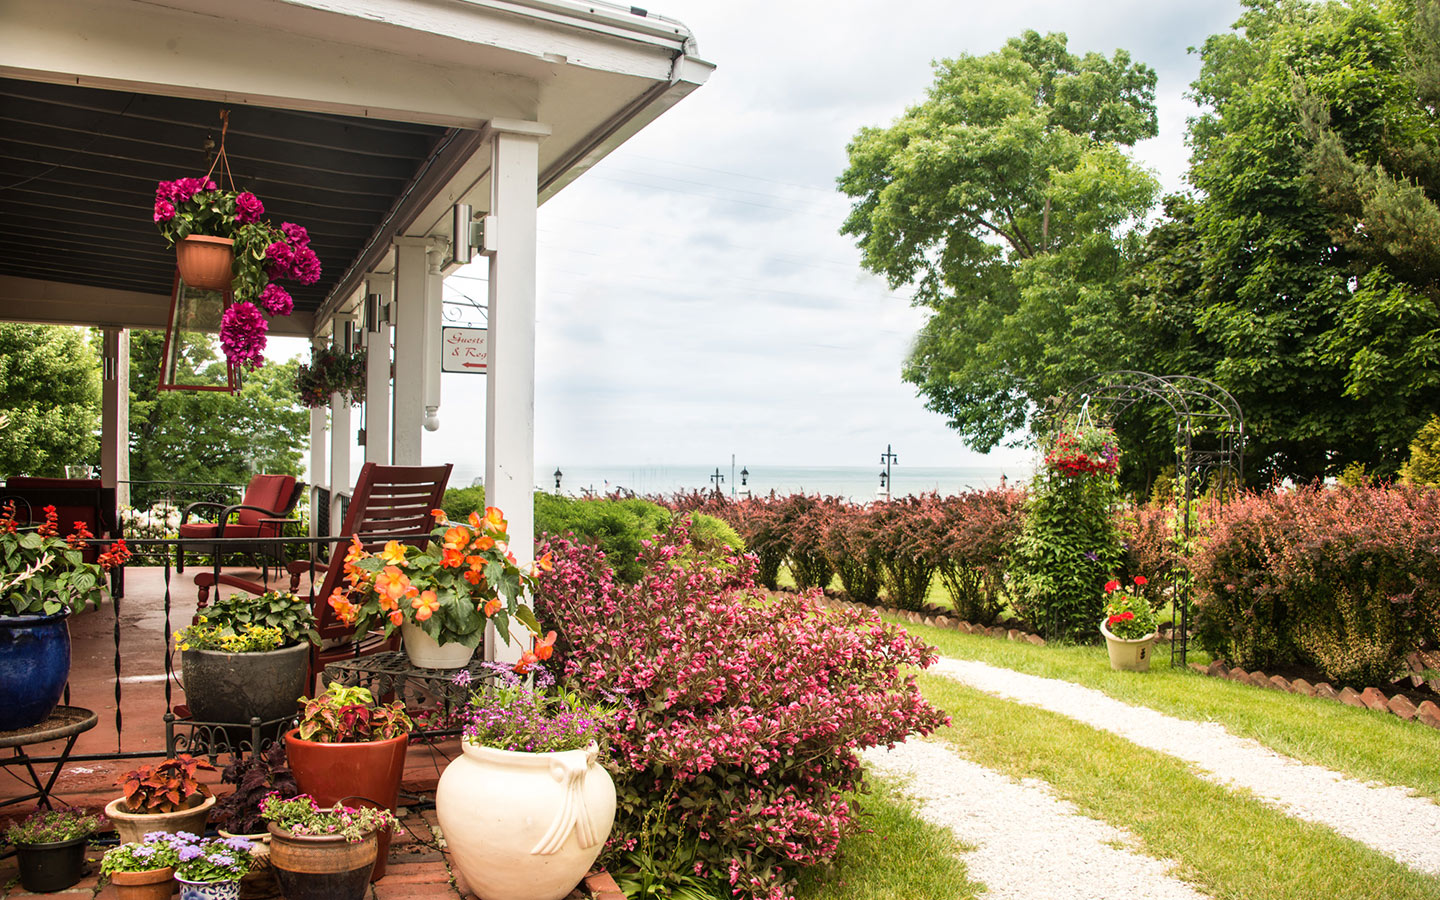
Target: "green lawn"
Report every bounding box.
[795,779,981,900]
[920,675,1440,900]
[886,613,1440,801]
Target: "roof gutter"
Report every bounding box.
[458,0,698,52]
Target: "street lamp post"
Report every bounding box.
[710,467,725,495]
[879,444,897,501]
[553,467,563,492]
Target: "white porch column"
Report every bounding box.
[364,275,393,466]
[484,121,547,662]
[328,316,354,534]
[99,328,129,508]
[424,245,446,432]
[393,239,430,465]
[307,337,327,539]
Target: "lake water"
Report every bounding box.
[449,462,1027,502]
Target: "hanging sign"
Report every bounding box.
[441,327,488,373]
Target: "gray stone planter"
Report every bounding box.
[181,642,309,726]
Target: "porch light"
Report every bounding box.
[879,470,888,489]
[554,468,563,491]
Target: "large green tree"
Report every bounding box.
[838,30,1160,450]
[1156,0,1440,482]
[128,330,308,507]
[0,323,99,478]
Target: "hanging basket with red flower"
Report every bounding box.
[1044,420,1120,477]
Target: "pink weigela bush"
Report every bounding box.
[534,524,949,900]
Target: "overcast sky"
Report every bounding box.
[418,0,1246,475]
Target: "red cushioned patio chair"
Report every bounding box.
[194,462,452,689]
[176,474,304,573]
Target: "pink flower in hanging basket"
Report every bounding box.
[259,283,294,317]
[153,200,175,223]
[220,302,269,370]
[234,192,264,224]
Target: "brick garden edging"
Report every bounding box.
[1188,657,1440,731]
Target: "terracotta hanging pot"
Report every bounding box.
[176,235,235,290]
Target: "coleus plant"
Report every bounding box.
[296,683,413,744]
[116,754,216,814]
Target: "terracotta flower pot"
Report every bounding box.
[176,236,235,291]
[437,743,615,900]
[105,794,216,845]
[283,729,406,881]
[267,824,377,900]
[109,866,176,900]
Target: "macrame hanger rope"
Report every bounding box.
[203,109,235,191]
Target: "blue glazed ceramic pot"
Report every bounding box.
[175,876,241,900]
[0,612,71,731]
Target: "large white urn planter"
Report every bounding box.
[399,621,476,669]
[436,743,616,900]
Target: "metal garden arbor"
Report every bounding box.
[1051,371,1245,664]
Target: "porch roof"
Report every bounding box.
[0,0,713,336]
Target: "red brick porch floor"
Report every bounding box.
[0,568,623,899]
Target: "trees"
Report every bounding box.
[127,330,307,507]
[1165,0,1440,483]
[839,30,1160,451]
[0,324,98,478]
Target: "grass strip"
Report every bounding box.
[887,613,1440,800]
[920,673,1440,900]
[795,778,982,900]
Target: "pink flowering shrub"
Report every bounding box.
[1193,484,1440,684]
[534,525,949,900]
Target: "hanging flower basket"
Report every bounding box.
[152,112,321,375]
[175,236,236,291]
[295,346,366,408]
[1044,420,1120,477]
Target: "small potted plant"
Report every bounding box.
[1100,575,1158,671]
[175,590,318,730]
[0,501,130,731]
[3,805,105,892]
[101,834,182,900]
[261,794,399,900]
[328,506,545,668]
[152,173,320,370]
[284,683,412,880]
[105,755,218,843]
[436,663,616,900]
[295,345,367,408]
[212,742,302,842]
[169,831,256,900]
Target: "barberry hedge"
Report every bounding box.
[1192,484,1440,684]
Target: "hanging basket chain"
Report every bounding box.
[202,109,235,192]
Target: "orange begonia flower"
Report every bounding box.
[377,591,398,613]
[483,597,502,617]
[464,570,483,586]
[431,508,447,522]
[535,630,557,661]
[327,589,357,625]
[481,507,506,534]
[443,526,472,552]
[513,649,539,674]
[412,589,440,622]
[467,511,483,528]
[471,535,496,552]
[375,566,416,603]
[441,547,465,568]
[381,540,408,567]
[345,536,367,563]
[388,608,404,627]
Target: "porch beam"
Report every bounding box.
[0,276,315,334]
[484,123,541,663]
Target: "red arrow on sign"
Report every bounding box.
[462,362,486,368]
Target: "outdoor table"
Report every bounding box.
[0,706,98,810]
[321,651,496,731]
